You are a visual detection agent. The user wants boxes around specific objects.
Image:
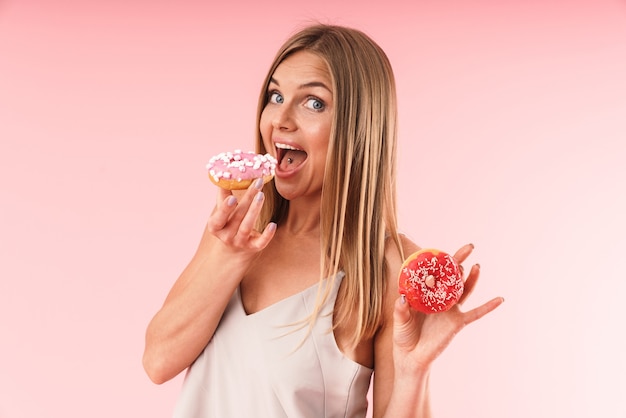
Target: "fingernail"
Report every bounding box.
[268,222,277,232]
[469,243,475,249]
[254,178,264,189]
[255,191,264,202]
[400,294,406,304]
[226,196,237,206]
[476,263,481,269]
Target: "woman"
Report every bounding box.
[143,24,503,417]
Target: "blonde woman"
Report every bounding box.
[143,24,503,418]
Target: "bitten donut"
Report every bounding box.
[206,150,277,190]
[398,248,464,314]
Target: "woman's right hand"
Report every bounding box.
[205,178,277,258]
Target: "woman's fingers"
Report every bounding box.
[452,243,474,264]
[235,191,263,238]
[206,179,275,251]
[452,243,481,305]
[254,221,278,250]
[206,191,238,233]
[232,190,273,248]
[462,297,504,326]
[393,296,422,350]
[458,263,480,305]
[222,179,264,228]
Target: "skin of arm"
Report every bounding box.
[142,181,276,384]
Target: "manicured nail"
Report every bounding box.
[254,178,264,189]
[255,191,264,202]
[268,222,277,232]
[400,294,406,304]
[226,196,237,206]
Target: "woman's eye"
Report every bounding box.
[269,92,283,104]
[305,98,325,111]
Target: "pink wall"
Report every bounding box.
[1,1,625,417]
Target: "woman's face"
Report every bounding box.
[260,50,333,201]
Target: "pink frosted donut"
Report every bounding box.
[206,150,277,190]
[398,248,464,314]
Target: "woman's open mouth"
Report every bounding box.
[275,142,307,171]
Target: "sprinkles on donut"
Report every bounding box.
[398,248,464,313]
[206,150,277,190]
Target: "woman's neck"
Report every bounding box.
[280,197,321,236]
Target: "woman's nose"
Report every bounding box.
[272,105,295,131]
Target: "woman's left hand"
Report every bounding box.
[392,243,504,374]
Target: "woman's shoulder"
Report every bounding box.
[380,232,421,311]
[380,232,421,320]
[384,232,421,266]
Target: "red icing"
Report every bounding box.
[398,249,464,313]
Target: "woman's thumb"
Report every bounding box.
[393,295,417,348]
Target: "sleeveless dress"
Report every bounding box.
[172,273,373,418]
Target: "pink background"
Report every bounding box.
[1,0,625,417]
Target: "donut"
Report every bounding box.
[398,248,464,314]
[206,150,277,190]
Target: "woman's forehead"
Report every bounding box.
[271,51,331,87]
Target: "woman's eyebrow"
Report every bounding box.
[300,81,331,92]
[268,78,331,93]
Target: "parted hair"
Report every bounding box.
[255,24,403,347]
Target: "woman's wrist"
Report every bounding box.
[384,369,431,418]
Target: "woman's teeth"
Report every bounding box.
[275,142,303,153]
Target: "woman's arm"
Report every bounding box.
[142,181,275,384]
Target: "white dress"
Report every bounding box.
[172,273,373,417]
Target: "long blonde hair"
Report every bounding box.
[256,24,403,347]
